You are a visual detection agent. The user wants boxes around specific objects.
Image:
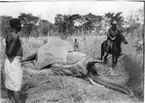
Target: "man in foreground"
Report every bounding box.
[4,18,23,103]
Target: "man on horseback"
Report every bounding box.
[101,20,127,67]
[107,20,122,56]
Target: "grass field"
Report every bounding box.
[0,34,143,103]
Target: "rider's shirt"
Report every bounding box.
[107,28,120,39]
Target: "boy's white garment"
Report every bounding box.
[4,56,23,91]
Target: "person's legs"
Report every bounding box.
[7,89,20,103]
[7,89,14,102]
[13,91,20,103]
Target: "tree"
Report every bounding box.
[39,19,54,36]
[81,13,102,33]
[105,12,124,30]
[18,13,39,37]
[105,12,115,20]
[65,14,82,35]
[125,8,143,38]
[54,14,81,38]
[0,16,12,38]
[54,14,65,34]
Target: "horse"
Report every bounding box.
[100,34,128,67]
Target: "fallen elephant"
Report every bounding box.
[22,39,134,98]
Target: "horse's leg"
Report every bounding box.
[112,55,115,68]
[115,56,118,67]
[104,52,109,64]
[103,41,110,64]
[101,43,104,60]
[114,46,119,67]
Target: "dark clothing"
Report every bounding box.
[7,88,20,103]
[5,33,23,58]
[107,27,122,55]
[74,41,79,51]
[107,27,120,41]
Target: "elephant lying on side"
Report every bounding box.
[22,39,134,97]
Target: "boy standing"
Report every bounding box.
[74,38,79,51]
[4,18,23,103]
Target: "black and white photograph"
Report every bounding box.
[0,1,144,103]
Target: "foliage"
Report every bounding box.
[39,20,50,36]
[0,16,12,38]
[84,14,102,33]
[125,8,144,38]
[105,12,124,30]
[18,13,40,37]
[54,14,81,38]
[0,9,143,38]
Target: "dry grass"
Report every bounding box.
[0,37,8,103]
[0,33,143,103]
[121,36,143,101]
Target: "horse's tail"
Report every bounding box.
[101,41,106,60]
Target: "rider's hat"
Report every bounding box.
[111,20,117,25]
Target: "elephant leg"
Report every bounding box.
[61,69,73,76]
[52,63,73,69]
[21,52,37,63]
[103,42,110,64]
[23,67,54,76]
[41,69,55,76]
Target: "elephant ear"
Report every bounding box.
[87,62,97,76]
[35,39,74,70]
[87,59,103,76]
[66,51,86,64]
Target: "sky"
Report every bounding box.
[0,1,143,23]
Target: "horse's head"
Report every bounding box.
[116,34,128,45]
[121,34,128,44]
